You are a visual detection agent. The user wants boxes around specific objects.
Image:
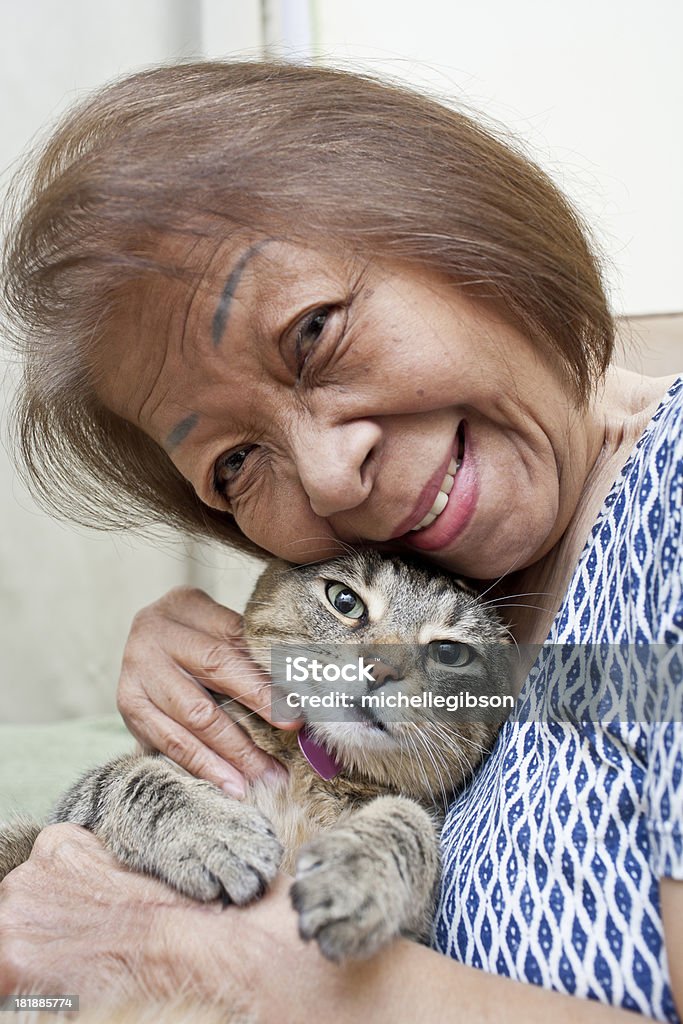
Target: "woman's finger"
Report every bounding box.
[120,678,287,793]
[120,610,301,724]
[126,597,300,727]
[143,585,247,636]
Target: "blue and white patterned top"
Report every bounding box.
[433,377,683,1022]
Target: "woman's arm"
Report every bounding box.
[0,824,670,1023]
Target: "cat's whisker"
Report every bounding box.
[400,729,425,797]
[449,734,489,759]
[437,723,480,783]
[427,719,491,762]
[225,700,287,730]
[410,727,450,814]
[175,663,279,686]
[414,733,449,813]
[401,725,438,805]
[212,683,283,711]
[428,737,462,813]
[396,725,408,787]
[480,590,555,608]
[281,536,360,563]
[283,534,356,550]
[474,552,529,602]
[499,625,521,661]
[485,601,553,614]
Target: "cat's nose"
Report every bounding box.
[366,658,403,692]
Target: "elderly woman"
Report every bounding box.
[0,62,681,1022]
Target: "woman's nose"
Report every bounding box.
[292,417,382,518]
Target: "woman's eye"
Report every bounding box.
[427,641,475,669]
[294,305,332,373]
[213,445,256,497]
[325,581,366,620]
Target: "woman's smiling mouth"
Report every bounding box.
[391,422,478,552]
[409,455,458,529]
[410,425,465,531]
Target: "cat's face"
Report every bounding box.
[244,552,513,803]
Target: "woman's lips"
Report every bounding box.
[388,440,458,540]
[391,423,478,552]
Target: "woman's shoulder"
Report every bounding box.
[634,373,683,464]
[554,375,683,644]
[616,373,683,541]
[618,373,682,543]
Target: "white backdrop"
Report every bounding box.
[313,0,683,316]
[0,1,680,722]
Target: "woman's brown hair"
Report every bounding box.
[1,61,614,555]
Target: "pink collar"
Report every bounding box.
[297,726,342,780]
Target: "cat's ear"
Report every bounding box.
[255,556,296,586]
[253,556,323,599]
[452,576,479,597]
[260,555,293,569]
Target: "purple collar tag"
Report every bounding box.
[297,726,342,780]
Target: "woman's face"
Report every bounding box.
[98,239,596,579]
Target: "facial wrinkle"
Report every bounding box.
[166,412,200,451]
[212,244,260,348]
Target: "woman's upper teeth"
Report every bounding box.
[411,456,459,531]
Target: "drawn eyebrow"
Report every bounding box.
[211,243,262,347]
[165,412,199,451]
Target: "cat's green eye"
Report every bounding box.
[427,641,475,669]
[325,581,366,620]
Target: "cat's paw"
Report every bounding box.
[291,832,400,961]
[136,785,282,906]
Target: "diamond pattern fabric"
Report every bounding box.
[433,378,683,1022]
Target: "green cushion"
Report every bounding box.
[0,714,133,821]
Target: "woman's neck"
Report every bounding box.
[504,367,678,646]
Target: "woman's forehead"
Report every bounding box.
[183,236,363,325]
[211,241,265,347]
[92,237,362,431]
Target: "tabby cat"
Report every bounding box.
[0,551,512,962]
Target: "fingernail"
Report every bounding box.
[272,717,305,729]
[220,777,247,800]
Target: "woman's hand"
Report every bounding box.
[0,825,179,1004]
[0,824,348,1018]
[0,825,332,1017]
[116,586,301,796]
[1,825,643,1024]
[0,823,287,1011]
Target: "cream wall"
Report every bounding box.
[312,0,683,315]
[1,1,680,724]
